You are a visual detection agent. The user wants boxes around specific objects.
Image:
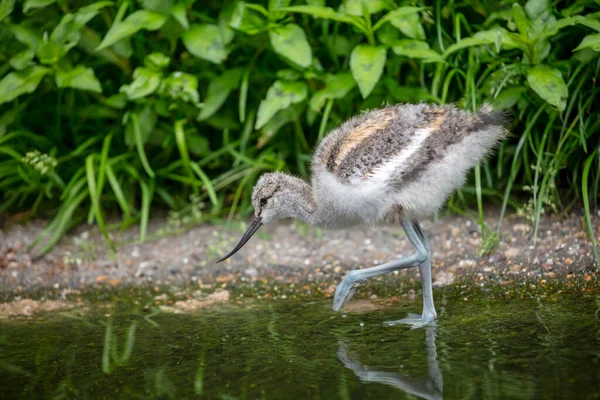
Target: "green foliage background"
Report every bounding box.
[0,0,598,256]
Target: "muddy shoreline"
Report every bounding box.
[1,208,598,295]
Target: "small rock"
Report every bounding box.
[512,224,530,232]
[503,247,521,259]
[153,293,168,301]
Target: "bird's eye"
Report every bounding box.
[260,198,268,206]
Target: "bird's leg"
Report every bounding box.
[333,219,435,326]
[386,222,437,328]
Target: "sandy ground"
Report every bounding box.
[1,208,598,296]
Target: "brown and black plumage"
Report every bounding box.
[218,102,509,328]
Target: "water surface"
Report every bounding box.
[1,283,599,399]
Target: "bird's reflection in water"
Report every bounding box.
[337,327,443,400]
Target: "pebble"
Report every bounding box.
[503,247,521,259]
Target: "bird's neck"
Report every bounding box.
[282,176,321,226]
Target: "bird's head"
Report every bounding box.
[217,173,305,263]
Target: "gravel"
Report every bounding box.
[1,208,598,294]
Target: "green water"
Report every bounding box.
[1,284,600,399]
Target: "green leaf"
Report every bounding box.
[51,14,82,51]
[9,24,42,49]
[492,86,526,109]
[23,0,55,12]
[525,0,550,21]
[269,0,291,20]
[270,23,313,69]
[36,41,66,64]
[169,3,189,29]
[74,1,114,26]
[276,5,355,24]
[0,0,15,22]
[512,3,530,37]
[573,15,600,32]
[218,2,236,44]
[343,0,386,16]
[144,52,170,71]
[119,67,162,100]
[443,28,524,56]
[574,33,600,52]
[160,71,200,105]
[9,49,35,70]
[255,80,307,129]
[198,68,243,121]
[526,65,568,111]
[350,45,387,98]
[310,72,356,111]
[0,66,50,105]
[390,12,425,40]
[96,10,168,51]
[55,65,102,93]
[373,7,424,31]
[392,39,442,62]
[230,2,267,35]
[181,24,228,64]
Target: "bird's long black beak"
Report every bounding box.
[216,216,263,263]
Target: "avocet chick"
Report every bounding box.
[218,103,509,328]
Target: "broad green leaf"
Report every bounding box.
[573,15,600,32]
[390,12,425,40]
[343,0,386,16]
[160,72,200,105]
[169,3,189,29]
[525,0,550,21]
[119,67,162,100]
[218,2,236,44]
[55,65,102,93]
[374,7,424,32]
[51,14,82,52]
[443,28,525,56]
[9,49,35,70]
[23,0,54,12]
[270,24,312,69]
[198,68,243,121]
[392,39,443,62]
[9,24,41,49]
[230,2,267,35]
[526,65,567,111]
[36,41,66,64]
[74,1,114,26]
[306,0,325,5]
[512,4,530,37]
[181,24,228,64]
[255,80,308,129]
[493,86,526,109]
[310,72,356,111]
[96,10,168,50]
[277,5,355,24]
[0,66,50,105]
[350,45,386,98]
[574,33,600,51]
[0,0,15,22]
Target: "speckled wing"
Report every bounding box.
[315,103,507,189]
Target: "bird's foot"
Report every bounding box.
[332,271,365,311]
[385,313,437,329]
